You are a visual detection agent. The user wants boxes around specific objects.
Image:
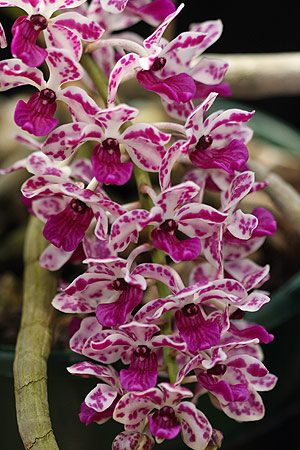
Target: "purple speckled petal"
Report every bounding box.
[189,261,217,285]
[79,400,112,425]
[132,263,184,293]
[39,243,74,271]
[26,151,71,178]
[227,209,258,240]
[151,334,186,353]
[0,59,39,90]
[162,30,207,60]
[14,94,58,137]
[0,22,7,48]
[120,350,158,391]
[59,85,102,123]
[156,181,199,217]
[221,171,255,212]
[185,92,218,141]
[113,388,163,428]
[96,286,143,327]
[121,122,170,171]
[42,122,102,161]
[176,401,212,450]
[229,322,273,347]
[223,227,266,259]
[120,321,160,344]
[52,11,104,42]
[189,20,223,53]
[46,48,84,91]
[151,227,201,263]
[31,196,68,222]
[161,97,194,121]
[92,144,133,185]
[43,0,88,16]
[159,140,185,191]
[0,1,38,11]
[11,16,47,67]
[251,208,277,237]
[237,291,270,312]
[148,412,181,441]
[69,316,103,354]
[109,209,151,253]
[137,70,196,103]
[134,296,178,323]
[85,383,118,412]
[112,431,154,450]
[225,260,270,290]
[222,389,265,421]
[143,3,184,50]
[108,53,140,105]
[67,361,119,386]
[189,139,249,175]
[175,307,220,352]
[100,0,128,13]
[70,158,93,185]
[131,0,176,26]
[52,290,98,314]
[83,234,116,259]
[194,80,231,99]
[190,57,228,84]
[43,200,94,251]
[208,108,255,134]
[96,103,139,134]
[45,23,82,62]
[176,203,227,238]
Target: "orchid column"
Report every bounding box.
[0,1,277,450]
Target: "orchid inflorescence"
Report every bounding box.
[0,1,277,449]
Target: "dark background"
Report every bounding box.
[175,1,300,130]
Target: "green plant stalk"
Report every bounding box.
[80,53,109,103]
[79,56,179,384]
[13,216,60,450]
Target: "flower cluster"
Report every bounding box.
[1,1,277,449]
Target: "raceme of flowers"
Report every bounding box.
[0,1,277,449]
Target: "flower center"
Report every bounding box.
[39,88,57,104]
[160,219,178,233]
[182,303,199,317]
[112,278,129,291]
[159,406,176,420]
[134,345,151,358]
[196,134,213,151]
[206,364,227,376]
[30,14,48,31]
[102,138,120,153]
[151,57,167,71]
[70,199,88,214]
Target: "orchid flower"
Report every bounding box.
[113,382,213,450]
[52,243,184,325]
[0,48,93,136]
[176,341,277,421]
[88,321,186,391]
[0,0,103,66]
[110,180,227,262]
[41,103,171,183]
[67,361,123,425]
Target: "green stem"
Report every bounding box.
[80,53,109,103]
[13,216,60,450]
